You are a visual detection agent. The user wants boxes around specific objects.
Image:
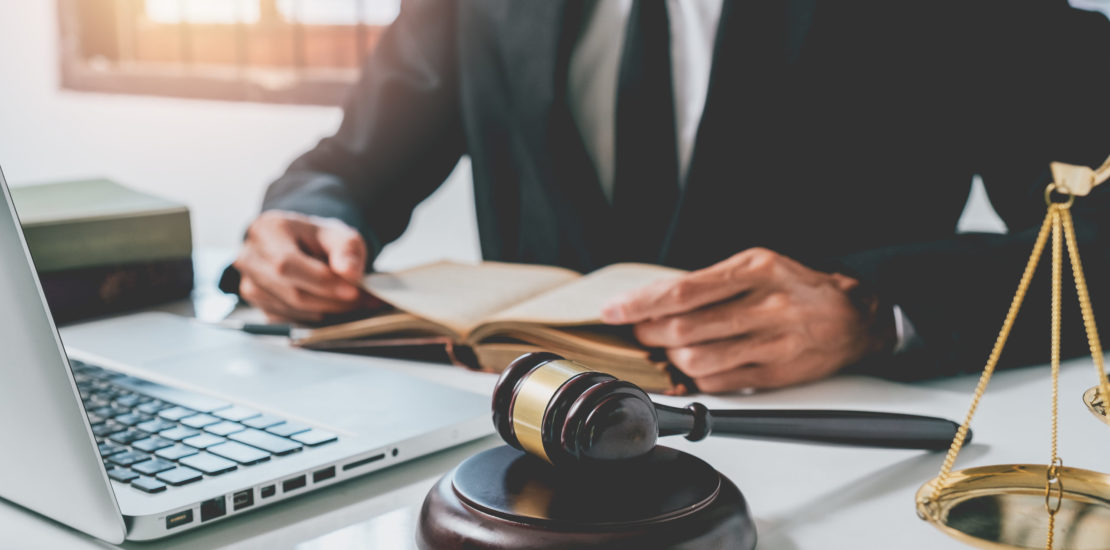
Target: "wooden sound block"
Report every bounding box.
[417,445,756,549]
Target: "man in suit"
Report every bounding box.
[229,0,1110,392]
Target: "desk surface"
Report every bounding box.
[6,253,1110,550]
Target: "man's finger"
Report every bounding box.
[240,276,323,323]
[265,241,361,301]
[315,222,367,285]
[239,241,359,304]
[601,250,773,324]
[633,296,766,347]
[260,273,364,314]
[665,335,780,378]
[242,250,364,315]
[693,364,795,393]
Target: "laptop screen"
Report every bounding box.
[0,169,127,543]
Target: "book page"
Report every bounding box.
[471,342,674,393]
[293,311,449,346]
[487,263,685,326]
[363,261,581,337]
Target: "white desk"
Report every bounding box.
[5,253,1110,549]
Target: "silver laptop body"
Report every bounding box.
[0,166,492,542]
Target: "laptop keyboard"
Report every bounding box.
[70,360,338,495]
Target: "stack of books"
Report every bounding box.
[11,178,194,323]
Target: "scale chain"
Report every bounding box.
[1060,209,1110,409]
[1045,208,1063,550]
[920,211,1054,514]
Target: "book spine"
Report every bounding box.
[39,258,194,324]
[22,209,192,272]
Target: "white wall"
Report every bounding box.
[0,0,481,271]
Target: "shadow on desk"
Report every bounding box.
[755,444,990,549]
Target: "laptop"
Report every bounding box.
[0,166,493,543]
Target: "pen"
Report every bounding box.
[214,319,297,337]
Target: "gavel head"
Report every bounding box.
[492,352,659,466]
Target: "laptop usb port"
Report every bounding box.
[233,490,254,511]
[165,509,193,529]
[283,475,306,493]
[313,466,336,483]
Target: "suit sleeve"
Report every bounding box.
[836,4,1110,380]
[261,0,465,262]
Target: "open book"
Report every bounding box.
[294,261,689,393]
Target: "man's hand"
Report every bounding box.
[601,248,893,393]
[234,211,374,322]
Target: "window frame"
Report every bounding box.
[56,0,381,106]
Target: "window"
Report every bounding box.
[58,0,401,105]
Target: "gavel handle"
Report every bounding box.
[655,403,964,451]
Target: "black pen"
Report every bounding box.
[213,319,300,338]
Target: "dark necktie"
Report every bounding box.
[611,0,680,263]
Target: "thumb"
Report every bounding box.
[600,293,634,324]
[316,222,367,285]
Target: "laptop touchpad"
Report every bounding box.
[139,344,360,402]
[133,344,477,436]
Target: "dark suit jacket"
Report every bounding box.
[255,0,1110,380]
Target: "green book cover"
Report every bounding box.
[10,178,192,272]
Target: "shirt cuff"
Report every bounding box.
[892,304,924,356]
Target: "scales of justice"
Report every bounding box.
[916,156,1110,550]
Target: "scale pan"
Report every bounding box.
[917,464,1110,550]
[1083,386,1109,426]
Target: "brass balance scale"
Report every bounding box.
[916,157,1110,550]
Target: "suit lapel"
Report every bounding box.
[499,0,615,269]
[787,0,817,64]
[499,0,568,147]
[497,0,824,268]
[499,0,816,142]
[662,0,818,266]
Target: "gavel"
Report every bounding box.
[493,352,967,466]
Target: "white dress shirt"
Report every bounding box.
[568,0,724,202]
